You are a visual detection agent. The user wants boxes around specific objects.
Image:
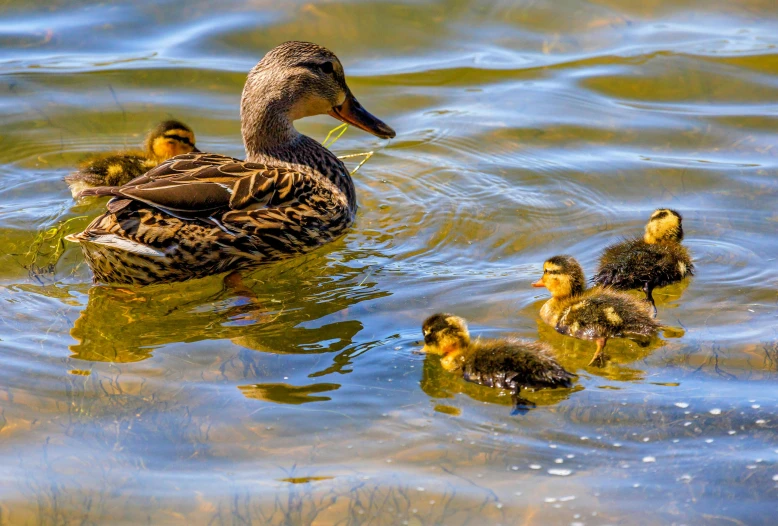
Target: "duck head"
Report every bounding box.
[146,120,198,162]
[644,208,684,244]
[532,255,586,299]
[241,41,395,155]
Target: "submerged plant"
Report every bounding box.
[25,215,87,281]
[325,123,377,175]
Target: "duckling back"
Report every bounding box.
[462,339,575,391]
[555,288,660,340]
[594,237,694,290]
[65,154,156,197]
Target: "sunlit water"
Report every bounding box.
[1,0,777,524]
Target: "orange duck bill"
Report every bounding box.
[532,279,546,288]
[328,91,396,139]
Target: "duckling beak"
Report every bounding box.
[531,279,546,288]
[328,91,396,139]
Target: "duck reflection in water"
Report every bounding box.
[68,252,390,379]
[419,314,576,414]
[238,382,340,405]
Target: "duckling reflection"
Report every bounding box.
[593,208,694,314]
[535,320,656,382]
[65,120,197,197]
[420,314,575,413]
[68,252,386,368]
[238,382,339,405]
[533,255,660,367]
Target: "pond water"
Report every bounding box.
[1,0,777,524]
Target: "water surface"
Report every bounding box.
[1,0,777,524]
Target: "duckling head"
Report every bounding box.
[532,255,586,299]
[146,120,197,162]
[421,313,470,357]
[644,208,684,244]
[241,41,395,154]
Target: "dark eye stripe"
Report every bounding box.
[652,210,669,220]
[298,61,334,75]
[163,134,194,147]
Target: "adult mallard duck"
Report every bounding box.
[66,41,395,285]
[65,120,197,198]
[421,313,575,412]
[593,208,694,314]
[533,255,660,367]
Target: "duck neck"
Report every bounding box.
[540,296,568,326]
[438,335,469,371]
[241,95,355,211]
[241,93,300,157]
[441,347,465,372]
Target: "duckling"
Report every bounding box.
[593,209,694,314]
[533,255,660,367]
[65,120,197,197]
[421,313,575,412]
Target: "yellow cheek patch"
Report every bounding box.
[603,306,622,325]
[151,133,195,161]
[151,136,171,159]
[547,275,572,298]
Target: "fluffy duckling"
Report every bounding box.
[421,313,575,411]
[593,209,694,313]
[533,255,660,367]
[65,120,197,197]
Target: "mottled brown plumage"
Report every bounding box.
[65,120,197,197]
[66,42,395,285]
[421,313,575,411]
[533,255,660,367]
[593,209,694,312]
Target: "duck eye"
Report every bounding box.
[319,61,334,75]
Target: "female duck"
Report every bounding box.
[421,313,575,411]
[67,42,395,285]
[533,255,659,367]
[593,209,693,313]
[65,120,197,197]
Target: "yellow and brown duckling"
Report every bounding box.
[593,209,694,314]
[533,255,660,367]
[421,313,575,412]
[67,41,395,285]
[64,120,197,198]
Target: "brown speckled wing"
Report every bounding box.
[105,153,302,218]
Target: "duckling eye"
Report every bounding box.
[319,61,334,75]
